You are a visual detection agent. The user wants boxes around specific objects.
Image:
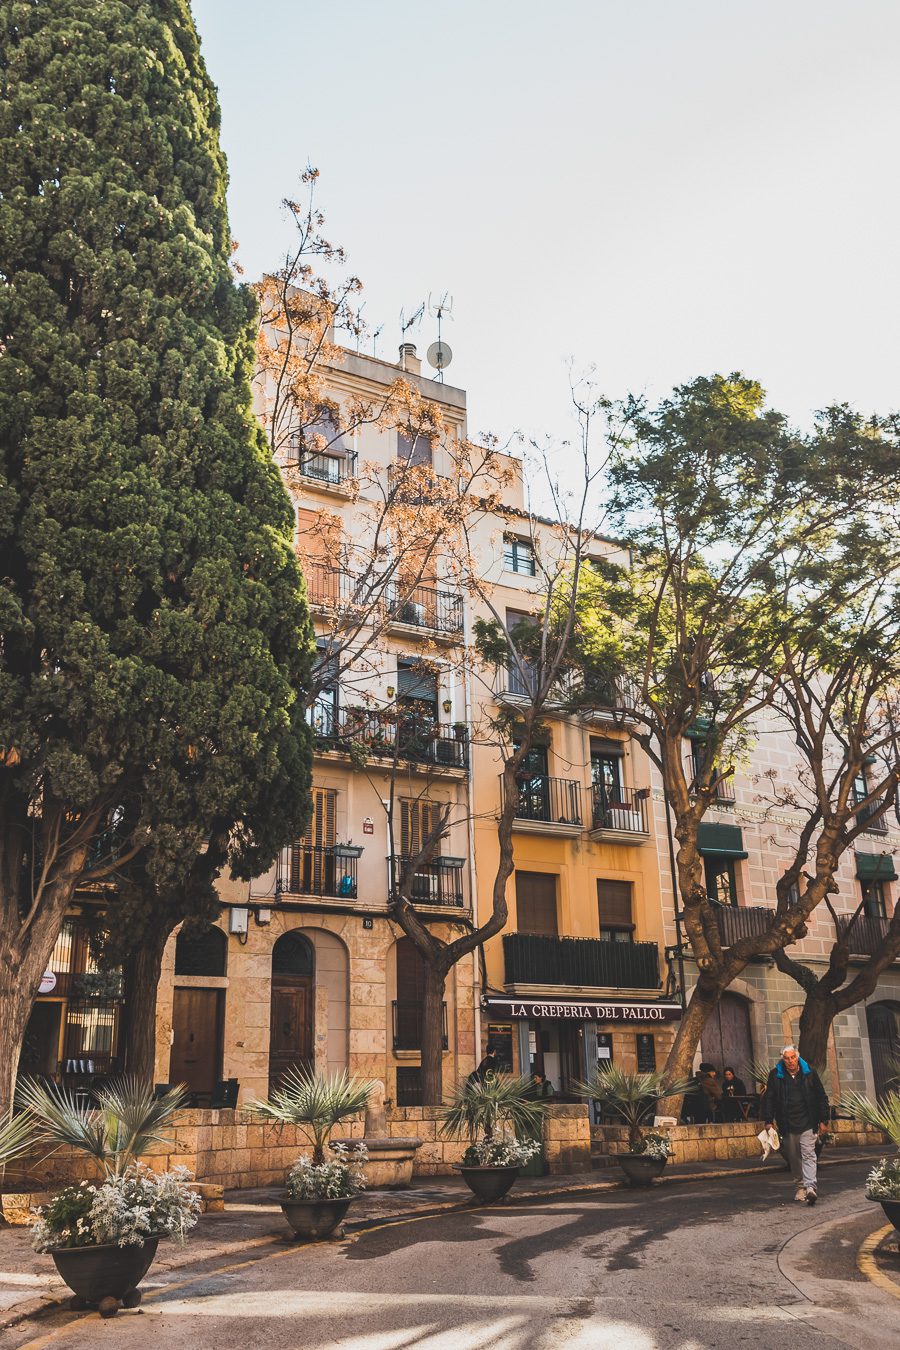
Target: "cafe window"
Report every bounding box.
[504,536,536,577]
[516,872,558,935]
[705,856,738,906]
[597,879,634,942]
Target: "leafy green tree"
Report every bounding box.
[570,377,900,1085]
[0,0,313,1112]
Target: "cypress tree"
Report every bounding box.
[0,0,313,1107]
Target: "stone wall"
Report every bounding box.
[591,1117,886,1166]
[13,1103,594,1190]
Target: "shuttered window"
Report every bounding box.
[597,879,634,941]
[397,660,438,703]
[302,788,337,849]
[516,872,558,935]
[399,797,441,857]
[396,937,427,1002]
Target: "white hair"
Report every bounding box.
[782,1044,798,1056]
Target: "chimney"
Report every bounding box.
[398,342,421,375]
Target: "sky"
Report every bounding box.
[191,0,899,448]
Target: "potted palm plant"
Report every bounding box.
[16,1078,199,1317]
[250,1067,373,1239]
[578,1066,691,1187]
[440,1074,544,1203]
[841,1089,900,1231]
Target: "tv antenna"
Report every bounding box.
[399,301,425,338]
[426,291,454,381]
[371,323,383,359]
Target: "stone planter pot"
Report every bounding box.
[456,1165,520,1203]
[616,1154,667,1187]
[281,1196,356,1240]
[50,1236,160,1315]
[870,1195,900,1232]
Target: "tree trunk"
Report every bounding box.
[660,976,723,1113]
[797,989,836,1074]
[122,927,170,1085]
[419,963,448,1106]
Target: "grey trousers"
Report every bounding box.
[783,1129,818,1191]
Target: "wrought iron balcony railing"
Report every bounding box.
[591,784,649,834]
[501,774,582,827]
[836,913,894,957]
[853,790,890,835]
[390,856,467,908]
[285,447,358,487]
[385,580,464,636]
[712,901,775,948]
[275,844,360,900]
[313,707,469,771]
[503,932,661,989]
[392,1000,448,1051]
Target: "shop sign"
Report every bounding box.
[485,996,681,1023]
[38,970,57,995]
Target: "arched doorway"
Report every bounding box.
[701,992,753,1080]
[866,1000,900,1099]
[269,931,315,1092]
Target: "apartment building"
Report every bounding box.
[651,714,900,1098]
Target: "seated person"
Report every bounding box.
[692,1062,723,1123]
[720,1065,747,1121]
[529,1070,555,1100]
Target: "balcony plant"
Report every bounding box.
[440,1074,544,1202]
[841,1089,900,1231]
[16,1078,197,1317]
[577,1066,692,1187]
[249,1068,373,1239]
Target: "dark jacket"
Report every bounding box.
[760,1058,829,1136]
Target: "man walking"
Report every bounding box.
[761,1044,830,1204]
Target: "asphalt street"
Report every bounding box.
[7,1162,898,1350]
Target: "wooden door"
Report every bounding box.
[169,988,223,1098]
[268,976,313,1092]
[701,992,753,1078]
[867,1001,900,1099]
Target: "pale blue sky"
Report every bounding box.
[192,0,899,445]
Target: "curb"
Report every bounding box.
[0,1150,878,1332]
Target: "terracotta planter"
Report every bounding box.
[455,1165,520,1203]
[281,1196,355,1239]
[50,1236,159,1314]
[616,1153,667,1187]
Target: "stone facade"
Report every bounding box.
[592,1117,886,1166]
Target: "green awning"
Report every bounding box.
[686,717,712,741]
[855,852,897,882]
[698,822,748,860]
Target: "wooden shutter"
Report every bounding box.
[400,797,440,856]
[515,872,558,935]
[397,661,437,702]
[396,937,427,1001]
[302,789,337,848]
[597,879,633,928]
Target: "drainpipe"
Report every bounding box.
[461,592,482,1064]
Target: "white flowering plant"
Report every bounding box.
[461,1136,540,1168]
[865,1157,900,1201]
[285,1142,368,1200]
[31,1164,201,1253]
[633,1131,673,1162]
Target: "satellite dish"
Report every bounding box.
[427,340,453,372]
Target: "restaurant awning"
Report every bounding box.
[697,822,747,859]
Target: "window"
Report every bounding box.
[399,796,442,858]
[597,879,634,942]
[515,872,559,935]
[861,879,888,919]
[504,536,536,576]
[853,768,889,835]
[690,739,734,802]
[397,431,433,466]
[396,1066,423,1106]
[397,659,438,715]
[705,856,738,906]
[308,644,339,738]
[174,926,227,977]
[591,743,623,799]
[505,608,537,696]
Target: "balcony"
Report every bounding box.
[387,464,453,507]
[590,785,650,843]
[712,901,774,949]
[837,914,895,958]
[313,708,468,773]
[392,1000,449,1051]
[501,774,583,836]
[390,856,467,910]
[384,580,464,639]
[686,755,736,805]
[302,561,363,612]
[503,932,661,990]
[276,844,360,900]
[285,446,358,492]
[853,791,890,836]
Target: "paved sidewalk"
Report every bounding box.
[0,1145,885,1331]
